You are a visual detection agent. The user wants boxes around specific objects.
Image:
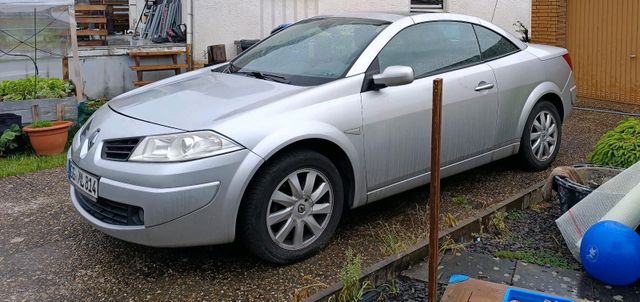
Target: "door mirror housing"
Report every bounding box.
[372,66,415,88]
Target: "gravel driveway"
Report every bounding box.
[0,100,636,301]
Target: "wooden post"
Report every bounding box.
[186,43,193,71]
[428,78,443,302]
[56,104,65,121]
[68,5,84,103]
[62,56,69,80]
[31,104,40,123]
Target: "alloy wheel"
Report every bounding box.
[266,168,333,250]
[530,110,558,161]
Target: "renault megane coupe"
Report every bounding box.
[68,12,576,263]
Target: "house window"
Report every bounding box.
[411,0,444,12]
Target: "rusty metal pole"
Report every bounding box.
[428,78,443,302]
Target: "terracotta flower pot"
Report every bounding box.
[22,121,73,155]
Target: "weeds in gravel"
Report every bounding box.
[452,196,471,209]
[494,250,580,270]
[377,222,422,256]
[440,236,466,254]
[291,276,329,302]
[530,202,552,213]
[375,204,428,256]
[488,211,510,238]
[370,279,400,300]
[506,209,522,220]
[444,213,459,228]
[338,249,370,302]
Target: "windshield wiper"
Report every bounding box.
[242,71,291,84]
[225,61,239,73]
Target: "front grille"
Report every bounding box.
[75,190,144,226]
[102,137,140,161]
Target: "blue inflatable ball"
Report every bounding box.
[580,220,640,286]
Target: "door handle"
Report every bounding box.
[475,82,495,91]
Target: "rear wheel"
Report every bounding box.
[238,150,344,264]
[519,101,562,170]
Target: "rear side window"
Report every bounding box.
[473,25,520,61]
[377,22,481,78]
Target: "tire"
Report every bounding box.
[519,101,562,170]
[238,149,344,264]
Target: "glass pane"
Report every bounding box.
[411,0,444,9]
[474,25,519,61]
[378,22,481,78]
[233,18,388,86]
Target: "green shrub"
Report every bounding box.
[0,124,21,156]
[0,77,73,101]
[30,120,53,129]
[588,118,640,168]
[86,98,109,110]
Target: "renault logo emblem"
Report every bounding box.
[87,128,100,150]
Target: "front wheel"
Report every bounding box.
[519,101,562,170]
[238,150,344,264]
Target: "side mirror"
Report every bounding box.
[372,66,415,88]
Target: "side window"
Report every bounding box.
[473,25,520,61]
[377,22,481,78]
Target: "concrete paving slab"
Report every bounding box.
[512,261,596,300]
[401,261,430,283]
[591,279,640,302]
[437,252,516,285]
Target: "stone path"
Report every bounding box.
[402,252,640,301]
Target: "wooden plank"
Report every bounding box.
[133,80,153,87]
[129,64,188,71]
[78,40,107,47]
[76,29,108,36]
[76,16,107,24]
[74,4,107,11]
[128,50,186,57]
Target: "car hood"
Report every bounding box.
[108,70,307,131]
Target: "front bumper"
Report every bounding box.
[70,149,262,247]
[68,107,264,247]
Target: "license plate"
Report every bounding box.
[68,160,99,200]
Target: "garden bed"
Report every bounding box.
[467,197,579,270]
[0,97,77,124]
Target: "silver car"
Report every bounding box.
[68,13,576,263]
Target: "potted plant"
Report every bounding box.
[22,120,73,155]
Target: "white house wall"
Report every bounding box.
[136,0,530,64]
[447,0,531,40]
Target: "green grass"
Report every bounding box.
[0,152,66,179]
[495,250,580,270]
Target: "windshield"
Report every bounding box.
[229,17,390,86]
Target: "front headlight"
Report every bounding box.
[129,131,242,162]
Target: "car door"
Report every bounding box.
[361,21,499,193]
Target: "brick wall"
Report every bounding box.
[531,0,567,47]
